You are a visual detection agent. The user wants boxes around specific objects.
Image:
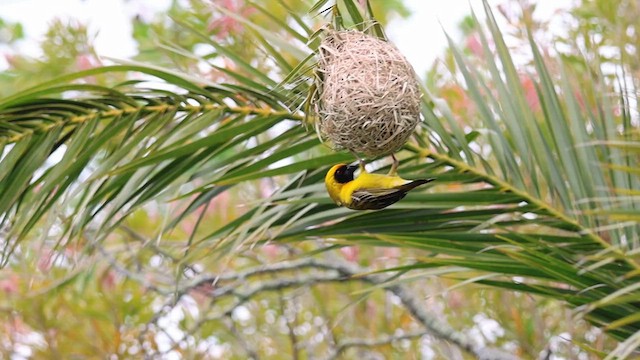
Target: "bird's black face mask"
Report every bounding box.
[334,164,359,184]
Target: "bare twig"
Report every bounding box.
[95,244,169,294]
[180,257,520,360]
[307,258,519,360]
[126,255,518,360]
[324,330,430,360]
[279,293,300,360]
[225,316,260,360]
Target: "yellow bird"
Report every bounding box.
[324,160,434,210]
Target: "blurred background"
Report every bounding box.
[0,0,638,359]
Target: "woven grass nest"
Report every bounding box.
[316,30,421,158]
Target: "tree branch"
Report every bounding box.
[325,330,430,360]
[178,257,520,360]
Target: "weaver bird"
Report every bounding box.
[325,157,434,210]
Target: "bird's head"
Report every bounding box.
[324,163,359,205]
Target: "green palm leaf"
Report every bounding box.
[0,0,639,357]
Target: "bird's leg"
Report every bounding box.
[388,153,399,176]
[350,151,367,171]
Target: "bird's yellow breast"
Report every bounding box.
[325,163,434,210]
[325,165,347,205]
[338,172,409,206]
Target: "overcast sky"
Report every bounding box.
[0,0,572,75]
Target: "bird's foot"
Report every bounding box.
[388,153,399,176]
[350,151,367,171]
[358,158,367,170]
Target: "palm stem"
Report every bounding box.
[413,145,640,271]
[2,104,302,144]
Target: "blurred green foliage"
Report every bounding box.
[0,0,637,358]
[0,17,24,44]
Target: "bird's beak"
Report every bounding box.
[345,164,359,177]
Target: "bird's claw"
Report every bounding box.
[388,153,399,176]
[358,158,366,170]
[350,150,367,171]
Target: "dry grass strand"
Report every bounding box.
[316,30,421,157]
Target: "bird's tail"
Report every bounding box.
[398,178,435,192]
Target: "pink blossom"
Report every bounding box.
[208,0,256,39]
[37,250,54,272]
[261,243,281,259]
[101,269,117,290]
[520,75,540,112]
[75,53,99,71]
[0,273,19,294]
[340,246,359,263]
[466,33,483,57]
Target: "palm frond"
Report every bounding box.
[1,0,639,355]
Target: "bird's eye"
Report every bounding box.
[334,165,355,183]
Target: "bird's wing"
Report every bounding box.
[350,187,408,210]
[349,179,434,210]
